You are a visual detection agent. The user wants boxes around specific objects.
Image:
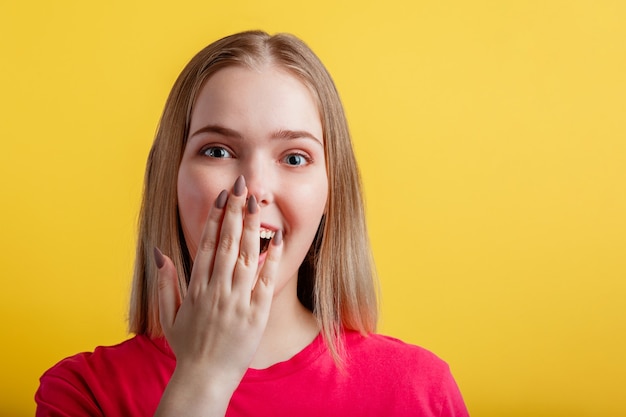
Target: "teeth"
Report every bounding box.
[260,228,275,240]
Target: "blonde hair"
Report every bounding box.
[129,30,377,360]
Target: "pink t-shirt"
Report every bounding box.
[36,330,469,416]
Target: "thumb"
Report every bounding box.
[154,247,181,336]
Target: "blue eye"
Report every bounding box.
[202,146,232,158]
[283,153,309,166]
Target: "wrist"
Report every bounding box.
[155,364,241,417]
[173,361,241,398]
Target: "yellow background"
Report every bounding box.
[1,1,625,415]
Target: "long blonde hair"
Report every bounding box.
[129,30,377,360]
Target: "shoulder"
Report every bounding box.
[41,335,170,380]
[36,335,174,417]
[341,330,469,417]
[343,330,449,374]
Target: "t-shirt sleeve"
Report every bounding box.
[437,366,470,417]
[35,357,103,417]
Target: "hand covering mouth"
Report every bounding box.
[260,227,275,254]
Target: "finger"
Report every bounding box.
[155,247,182,336]
[209,175,247,294]
[187,188,228,294]
[232,194,260,295]
[251,230,282,315]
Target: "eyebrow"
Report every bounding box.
[271,128,322,145]
[190,124,323,146]
[190,125,242,140]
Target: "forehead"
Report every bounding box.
[189,65,323,142]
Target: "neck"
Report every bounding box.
[249,275,319,369]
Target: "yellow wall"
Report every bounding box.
[1,1,624,415]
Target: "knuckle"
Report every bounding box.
[257,271,271,285]
[226,201,242,215]
[207,293,233,312]
[218,234,236,253]
[157,274,170,292]
[187,287,202,303]
[212,291,231,313]
[237,249,256,268]
[235,301,250,317]
[208,287,222,307]
[198,237,218,254]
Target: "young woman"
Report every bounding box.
[36,30,469,417]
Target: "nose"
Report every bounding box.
[242,157,273,207]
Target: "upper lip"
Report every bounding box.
[260,223,278,232]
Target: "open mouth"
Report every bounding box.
[259,227,275,254]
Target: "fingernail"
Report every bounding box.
[153,247,165,269]
[272,230,283,246]
[214,189,228,209]
[247,195,258,214]
[234,175,246,196]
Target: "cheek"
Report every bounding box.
[288,174,328,236]
[177,167,222,251]
[308,182,328,219]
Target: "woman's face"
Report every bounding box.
[177,65,328,294]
